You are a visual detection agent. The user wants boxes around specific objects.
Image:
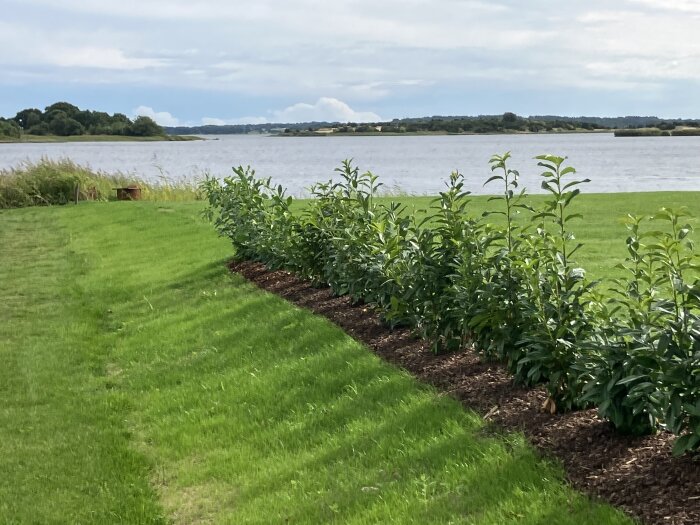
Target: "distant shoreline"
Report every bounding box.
[0,134,202,144]
[613,127,700,137]
[271,129,613,137]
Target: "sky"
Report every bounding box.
[1,0,699,125]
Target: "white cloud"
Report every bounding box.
[200,117,226,126]
[3,1,700,117]
[50,47,163,70]
[576,10,640,23]
[203,98,381,125]
[0,20,165,72]
[2,1,691,95]
[201,116,269,125]
[133,106,180,126]
[14,0,505,23]
[629,0,700,13]
[233,116,270,125]
[272,97,380,123]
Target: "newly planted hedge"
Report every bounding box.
[203,155,700,455]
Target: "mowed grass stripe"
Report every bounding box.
[2,202,631,524]
[0,207,166,524]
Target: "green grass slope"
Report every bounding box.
[0,202,632,524]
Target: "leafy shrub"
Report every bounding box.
[421,172,483,351]
[648,209,700,454]
[512,155,595,411]
[464,152,529,364]
[582,210,700,452]
[580,215,667,435]
[312,161,382,300]
[201,166,296,267]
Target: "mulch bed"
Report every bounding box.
[229,260,700,525]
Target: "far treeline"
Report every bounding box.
[0,102,165,139]
[165,113,700,136]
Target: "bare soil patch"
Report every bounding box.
[230,260,700,525]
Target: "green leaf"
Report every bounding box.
[616,375,646,386]
[562,178,590,190]
[535,154,565,166]
[653,210,673,221]
[682,403,700,417]
[672,434,692,456]
[484,175,504,186]
[564,188,581,205]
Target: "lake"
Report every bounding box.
[2,133,700,196]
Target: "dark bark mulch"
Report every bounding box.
[229,260,700,525]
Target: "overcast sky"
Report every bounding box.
[1,0,699,125]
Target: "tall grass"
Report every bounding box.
[0,158,201,208]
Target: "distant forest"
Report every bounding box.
[0,102,164,138]
[5,105,699,139]
[165,113,700,135]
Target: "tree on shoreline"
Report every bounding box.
[0,118,21,139]
[10,102,164,137]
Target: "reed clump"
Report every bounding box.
[0,158,202,208]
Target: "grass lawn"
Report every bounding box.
[0,201,633,524]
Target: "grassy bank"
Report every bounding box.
[0,159,200,208]
[614,127,700,137]
[0,202,631,524]
[0,134,201,143]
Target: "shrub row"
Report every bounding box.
[202,155,700,455]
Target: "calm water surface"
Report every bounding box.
[2,133,700,196]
